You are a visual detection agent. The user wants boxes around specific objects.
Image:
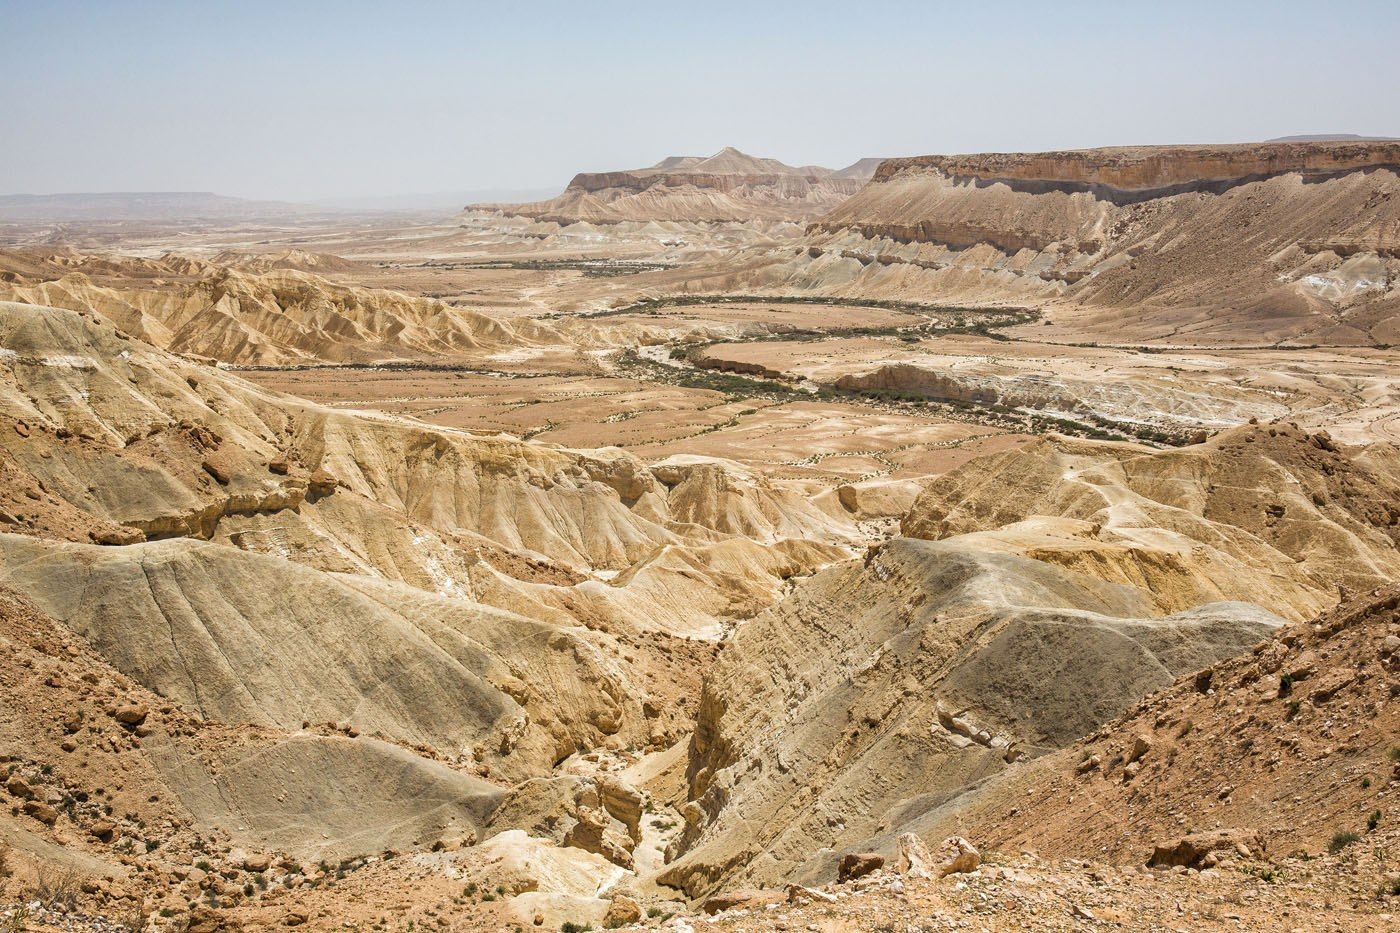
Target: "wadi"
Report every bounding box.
[2,123,1399,933]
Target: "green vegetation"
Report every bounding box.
[1330,830,1361,853]
[456,259,676,277]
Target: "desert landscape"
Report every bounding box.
[3,6,1400,930]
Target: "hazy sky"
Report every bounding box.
[5,0,1398,201]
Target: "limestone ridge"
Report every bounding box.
[672,140,1400,345]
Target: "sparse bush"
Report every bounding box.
[1369,810,1382,832]
[33,866,81,911]
[1362,776,1372,789]
[561,923,592,933]
[1330,830,1361,853]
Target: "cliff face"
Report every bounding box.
[477,148,879,224]
[870,141,1400,192]
[715,141,1400,346]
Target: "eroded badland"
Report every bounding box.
[1,142,1399,932]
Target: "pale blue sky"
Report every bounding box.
[4,0,1397,201]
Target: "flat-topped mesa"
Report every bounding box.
[871,140,1400,194]
[475,147,882,224]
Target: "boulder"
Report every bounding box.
[837,851,885,882]
[202,457,232,485]
[5,774,34,798]
[598,776,645,843]
[563,805,635,870]
[1149,829,1263,868]
[931,836,980,877]
[114,702,149,725]
[24,799,58,825]
[187,907,242,933]
[308,469,338,494]
[1127,734,1153,764]
[786,883,836,904]
[700,890,767,915]
[602,895,642,927]
[896,832,933,879]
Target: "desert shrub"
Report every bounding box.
[1330,830,1361,853]
[34,866,81,911]
[1368,810,1382,832]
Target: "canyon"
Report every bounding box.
[1,138,1398,933]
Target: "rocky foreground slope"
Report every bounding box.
[478,148,879,224]
[685,140,1400,345]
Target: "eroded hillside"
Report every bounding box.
[680,141,1400,346]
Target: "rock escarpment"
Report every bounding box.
[694,141,1400,345]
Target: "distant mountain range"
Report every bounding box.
[473,147,888,224]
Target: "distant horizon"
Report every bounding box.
[4,134,1398,206]
[4,0,1398,202]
